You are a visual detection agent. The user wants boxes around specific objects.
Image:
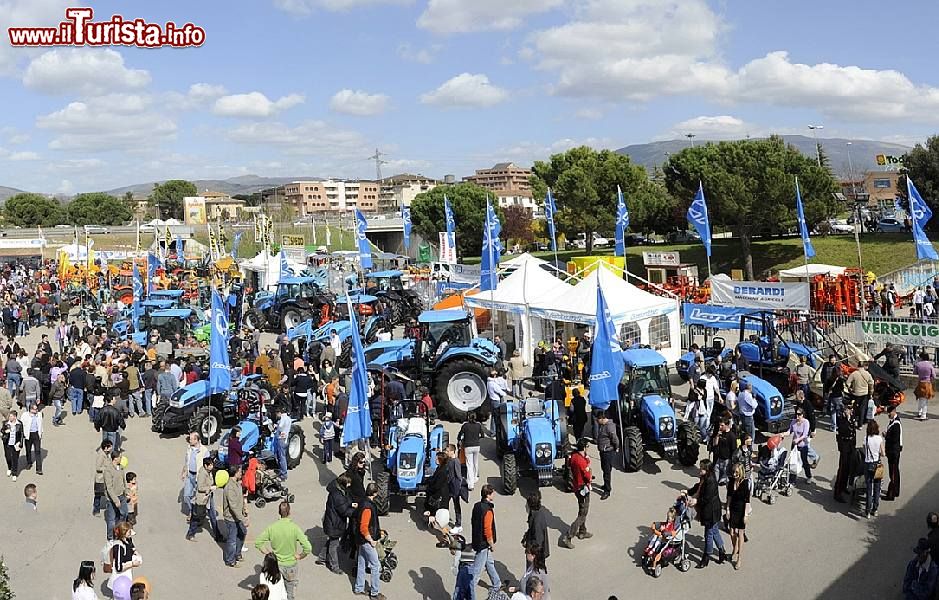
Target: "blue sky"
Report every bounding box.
[1,0,939,194]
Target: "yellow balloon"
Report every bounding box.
[120,456,129,469]
[215,469,230,488]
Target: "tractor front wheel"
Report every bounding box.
[623,426,644,472]
[244,309,266,331]
[190,406,222,444]
[501,453,518,495]
[374,467,391,515]
[286,424,306,469]
[677,421,701,467]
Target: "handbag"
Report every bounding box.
[874,459,885,480]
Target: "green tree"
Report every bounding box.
[67,192,132,225]
[530,146,652,253]
[3,193,64,227]
[410,182,501,257]
[502,205,534,244]
[0,556,13,600]
[900,136,939,230]
[664,136,840,279]
[149,180,196,219]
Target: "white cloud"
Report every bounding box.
[329,89,390,116]
[162,83,228,111]
[7,133,30,145]
[188,83,227,101]
[8,151,39,161]
[272,0,410,15]
[420,73,508,108]
[54,158,106,170]
[0,0,73,75]
[488,137,614,167]
[418,0,563,34]
[36,96,176,150]
[23,49,150,96]
[226,120,368,157]
[574,108,603,120]
[661,115,753,140]
[397,42,439,64]
[212,92,305,118]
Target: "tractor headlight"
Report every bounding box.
[771,396,782,409]
[535,443,552,465]
[659,417,674,434]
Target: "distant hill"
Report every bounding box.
[616,135,912,178]
[0,186,26,202]
[103,175,320,198]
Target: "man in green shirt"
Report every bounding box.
[255,501,311,600]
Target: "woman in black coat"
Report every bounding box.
[522,490,550,564]
[725,462,751,571]
[344,451,367,502]
[321,473,356,573]
[688,458,726,568]
[425,452,451,547]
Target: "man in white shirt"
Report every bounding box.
[736,381,757,442]
[487,370,508,437]
[913,287,926,318]
[330,331,342,361]
[274,406,292,480]
[169,359,184,386]
[20,403,43,475]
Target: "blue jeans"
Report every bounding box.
[323,438,333,463]
[182,472,197,516]
[828,395,843,430]
[798,444,812,479]
[68,386,83,414]
[102,430,121,453]
[7,374,21,397]
[354,542,380,595]
[274,436,288,479]
[865,462,882,515]
[105,496,128,541]
[186,501,219,538]
[17,321,26,337]
[143,389,154,415]
[740,414,755,443]
[129,390,144,416]
[471,547,499,593]
[223,519,246,565]
[703,521,725,556]
[53,398,64,423]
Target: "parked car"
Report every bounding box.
[83,225,110,234]
[293,219,310,227]
[876,218,906,233]
[139,223,156,233]
[624,233,652,245]
[54,224,72,229]
[825,219,854,234]
[665,230,701,244]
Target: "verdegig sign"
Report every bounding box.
[710,278,810,310]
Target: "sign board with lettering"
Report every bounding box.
[439,232,457,264]
[856,319,939,346]
[642,251,681,267]
[281,234,305,248]
[710,278,810,310]
[875,154,905,167]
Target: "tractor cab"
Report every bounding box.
[275,277,324,302]
[365,270,405,293]
[620,349,673,414]
[418,309,474,365]
[149,289,186,307]
[138,308,197,344]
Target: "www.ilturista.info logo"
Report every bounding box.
[8,8,205,48]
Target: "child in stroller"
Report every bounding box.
[243,458,294,508]
[752,435,792,504]
[641,498,692,577]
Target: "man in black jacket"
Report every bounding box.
[596,411,619,500]
[318,473,356,574]
[445,444,464,531]
[95,396,125,452]
[884,405,903,501]
[688,459,726,568]
[353,483,385,600]
[470,484,500,592]
[833,404,856,503]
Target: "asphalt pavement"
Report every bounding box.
[0,325,932,600]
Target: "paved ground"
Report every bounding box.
[2,325,935,600]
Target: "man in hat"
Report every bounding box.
[884,404,903,501]
[559,438,592,549]
[903,538,938,600]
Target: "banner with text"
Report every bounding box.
[439,232,457,264]
[710,278,810,310]
[856,319,939,347]
[682,303,763,331]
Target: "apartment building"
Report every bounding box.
[284,179,379,214]
[378,173,440,211]
[464,162,538,214]
[839,170,901,211]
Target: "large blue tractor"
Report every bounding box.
[244,276,335,333]
[362,270,423,325]
[364,309,499,421]
[495,385,565,495]
[286,294,389,368]
[617,349,700,472]
[735,373,791,434]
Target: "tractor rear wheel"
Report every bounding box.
[281,308,304,332]
[286,424,306,469]
[190,406,222,444]
[337,338,353,369]
[374,466,391,515]
[365,317,389,344]
[501,453,518,495]
[623,426,644,472]
[435,358,489,422]
[244,309,266,331]
[676,421,700,467]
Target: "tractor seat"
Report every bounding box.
[524,397,544,418]
[396,416,428,440]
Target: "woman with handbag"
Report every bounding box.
[864,420,885,519]
[726,462,751,570]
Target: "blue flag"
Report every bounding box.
[444,195,456,251]
[208,288,232,394]
[588,282,624,411]
[355,209,373,269]
[686,181,712,257]
[795,177,816,260]
[146,252,160,294]
[544,188,558,253]
[341,295,372,445]
[279,249,292,279]
[132,261,143,331]
[909,177,939,261]
[232,232,243,258]
[176,236,183,258]
[480,198,502,292]
[401,205,412,251]
[615,185,628,257]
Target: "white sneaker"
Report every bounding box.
[5,470,9,477]
[11,475,16,481]
[451,526,463,535]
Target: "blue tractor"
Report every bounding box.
[286,294,389,368]
[617,349,700,472]
[362,270,423,325]
[244,276,335,333]
[373,397,449,515]
[364,309,499,421]
[217,415,306,473]
[494,384,565,495]
[734,373,791,434]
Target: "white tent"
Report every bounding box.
[530,264,682,362]
[240,250,306,291]
[500,252,550,270]
[465,260,570,364]
[778,263,846,280]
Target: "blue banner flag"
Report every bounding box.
[208,288,232,394]
[444,195,456,251]
[232,231,243,258]
[588,282,624,411]
[682,303,762,331]
[279,249,292,279]
[480,198,502,292]
[355,209,373,269]
[175,235,183,258]
[146,252,160,294]
[686,181,712,257]
[341,295,372,445]
[908,176,933,230]
[132,261,143,331]
[544,188,558,253]
[795,177,816,260]
[401,205,412,251]
[615,185,628,257]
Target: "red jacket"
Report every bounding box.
[570,451,591,492]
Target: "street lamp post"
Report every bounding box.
[808,125,824,166]
[685,133,696,148]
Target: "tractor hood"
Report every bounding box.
[396,433,426,490]
[171,380,210,407]
[523,417,557,460]
[738,373,785,420]
[311,320,352,342]
[365,339,415,367]
[640,394,676,441]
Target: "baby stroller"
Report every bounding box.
[844,447,867,506]
[752,436,792,505]
[641,497,693,577]
[243,457,295,508]
[375,529,398,582]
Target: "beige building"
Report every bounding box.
[840,170,901,210]
[379,173,440,211]
[464,162,532,195]
[200,191,245,221]
[284,179,379,214]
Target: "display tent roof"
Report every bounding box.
[777,263,846,278]
[465,259,570,314]
[530,264,677,324]
[500,252,550,269]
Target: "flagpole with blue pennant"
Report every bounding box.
[340,292,373,447]
[615,185,628,258]
[795,176,816,276]
[686,180,713,279]
[208,287,232,395]
[132,261,143,333]
[444,195,456,262]
[231,231,243,258]
[544,188,559,269]
[355,209,373,270]
[480,196,502,341]
[908,176,939,261]
[279,248,292,281]
[589,278,627,461]
[401,205,412,253]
